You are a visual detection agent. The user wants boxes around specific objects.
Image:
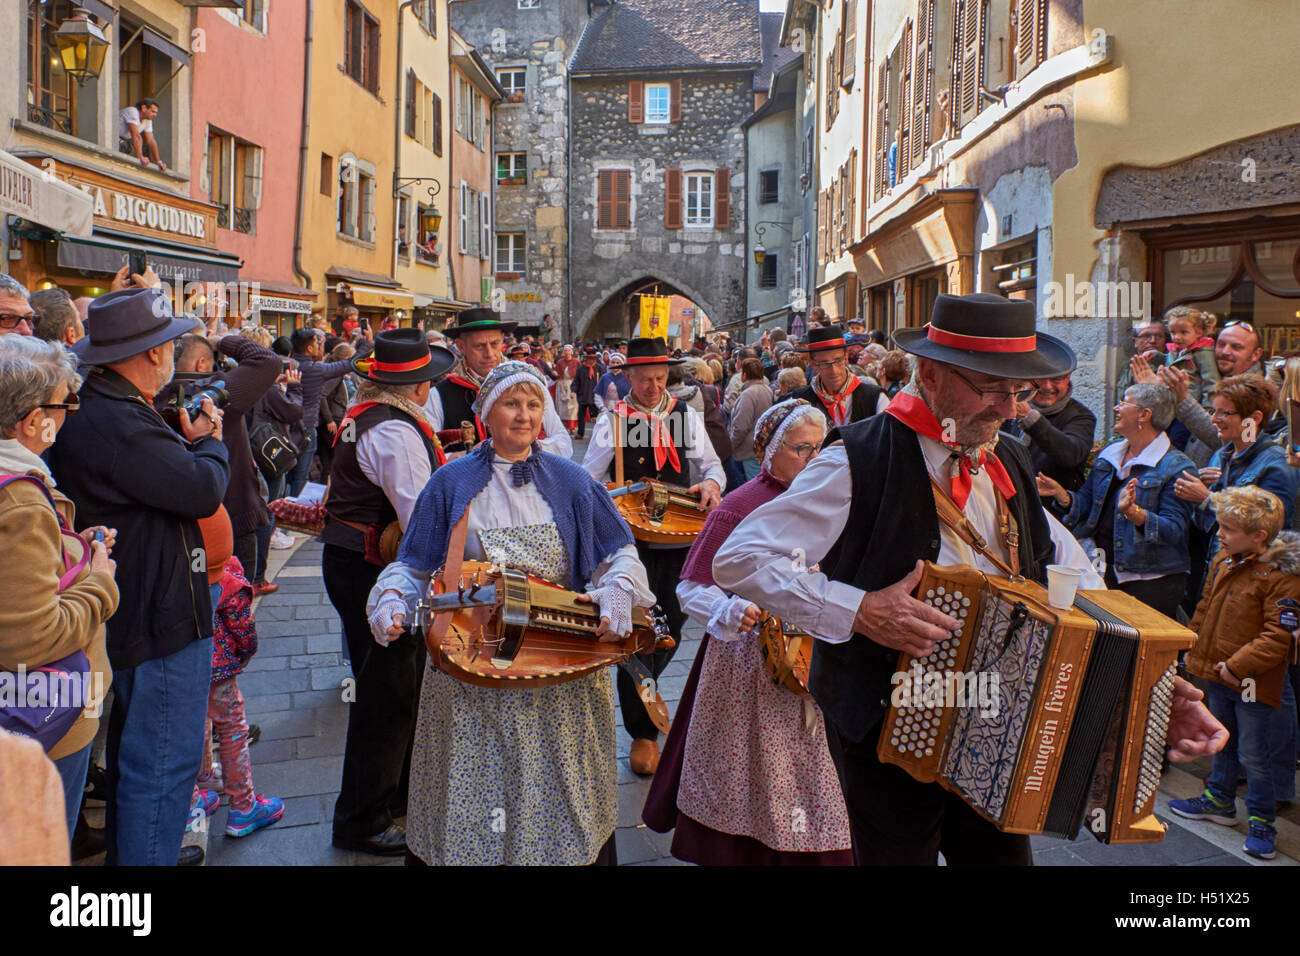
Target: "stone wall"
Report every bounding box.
[570,71,753,338]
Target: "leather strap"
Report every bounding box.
[431,508,472,645]
[614,412,625,487]
[929,476,1020,578]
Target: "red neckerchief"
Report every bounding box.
[335,401,447,467]
[884,391,1015,511]
[615,396,681,473]
[444,376,487,442]
[814,372,860,426]
[1167,336,1214,354]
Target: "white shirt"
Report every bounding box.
[711,436,1104,645]
[580,401,727,491]
[1091,431,1173,585]
[369,455,653,615]
[423,382,573,459]
[118,107,152,140]
[355,419,432,532]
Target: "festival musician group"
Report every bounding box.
[712,293,1230,865]
[580,337,725,775]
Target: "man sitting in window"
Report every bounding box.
[119,99,166,171]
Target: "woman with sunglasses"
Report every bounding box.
[1037,383,1197,617]
[642,399,853,865]
[0,335,118,848]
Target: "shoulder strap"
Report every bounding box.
[614,409,625,486]
[430,507,472,645]
[928,476,1020,578]
[0,474,86,587]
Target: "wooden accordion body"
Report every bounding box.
[878,562,1194,844]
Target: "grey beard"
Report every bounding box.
[911,382,1003,459]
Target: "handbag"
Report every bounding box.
[0,476,93,751]
[250,417,299,481]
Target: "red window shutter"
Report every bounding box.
[715,167,730,229]
[628,80,644,123]
[670,79,682,122]
[614,170,631,228]
[597,170,613,228]
[665,168,683,229]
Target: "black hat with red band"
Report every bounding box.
[893,292,1075,379]
[353,328,455,384]
[623,336,684,367]
[795,326,850,353]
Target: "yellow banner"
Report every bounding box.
[639,295,671,339]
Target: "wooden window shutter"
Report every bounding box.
[628,81,644,123]
[817,190,826,265]
[366,17,381,93]
[831,175,840,254]
[1014,0,1048,79]
[597,170,614,229]
[841,0,857,88]
[847,148,857,245]
[665,168,683,228]
[715,167,730,229]
[405,70,417,137]
[874,60,887,199]
[431,91,443,157]
[670,79,682,122]
[957,0,983,128]
[614,170,631,228]
[912,0,933,168]
[899,20,913,177]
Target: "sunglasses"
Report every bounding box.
[25,391,80,418]
[1221,320,1257,333]
[0,313,34,330]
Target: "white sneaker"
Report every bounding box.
[269,530,295,550]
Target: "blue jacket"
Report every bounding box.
[1064,440,1197,577]
[1198,439,1299,545]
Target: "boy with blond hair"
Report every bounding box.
[1170,485,1300,858]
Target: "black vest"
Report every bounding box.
[786,378,883,425]
[436,378,479,433]
[608,401,690,485]
[322,403,440,553]
[810,413,1055,744]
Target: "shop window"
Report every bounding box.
[344,0,381,94]
[497,233,526,276]
[497,152,528,185]
[26,1,99,143]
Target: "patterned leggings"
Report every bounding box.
[193,678,256,814]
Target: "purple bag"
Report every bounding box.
[0,475,94,752]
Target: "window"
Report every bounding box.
[791,237,806,304]
[597,170,631,230]
[685,173,713,228]
[497,68,526,102]
[407,74,440,154]
[480,193,492,261]
[416,0,436,35]
[338,156,376,242]
[430,91,443,157]
[320,154,333,196]
[206,130,262,235]
[497,233,526,275]
[344,0,381,94]
[759,170,780,205]
[645,83,671,124]
[415,203,440,265]
[518,0,541,8]
[27,1,91,138]
[242,0,266,32]
[456,75,485,149]
[497,152,527,184]
[397,195,411,259]
[459,181,469,254]
[759,253,778,289]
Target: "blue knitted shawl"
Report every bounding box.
[397,439,634,592]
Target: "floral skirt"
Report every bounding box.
[406,658,618,865]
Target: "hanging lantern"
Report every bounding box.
[753,241,766,266]
[420,205,443,235]
[54,8,111,85]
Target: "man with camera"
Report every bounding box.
[286,326,372,496]
[50,287,231,866]
[161,331,281,592]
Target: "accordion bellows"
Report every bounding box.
[878,562,1194,845]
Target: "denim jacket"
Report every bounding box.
[1064,439,1197,576]
[1197,439,1298,540]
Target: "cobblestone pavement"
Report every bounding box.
[108,434,1293,866]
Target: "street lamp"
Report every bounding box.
[752,220,791,266]
[54,7,110,85]
[419,204,442,235]
[753,241,766,265]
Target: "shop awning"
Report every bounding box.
[345,284,415,309]
[57,231,241,284]
[0,149,94,237]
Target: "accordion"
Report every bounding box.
[878,562,1194,845]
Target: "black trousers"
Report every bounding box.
[575,403,599,438]
[1105,570,1187,621]
[616,543,687,742]
[323,544,424,840]
[232,531,257,586]
[823,719,1032,866]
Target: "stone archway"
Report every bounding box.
[574,273,719,341]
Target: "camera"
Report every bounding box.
[159,379,230,434]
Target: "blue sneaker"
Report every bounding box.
[225,794,284,837]
[1168,790,1237,825]
[185,789,220,832]
[1243,817,1277,859]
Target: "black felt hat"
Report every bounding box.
[353,328,455,384]
[445,307,517,337]
[795,326,850,353]
[893,293,1075,379]
[624,337,683,367]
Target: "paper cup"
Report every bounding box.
[1046,564,1082,610]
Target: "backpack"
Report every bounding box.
[0,475,92,752]
[249,403,299,481]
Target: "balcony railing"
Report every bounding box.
[28,105,73,136]
[233,207,256,235]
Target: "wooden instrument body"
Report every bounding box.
[757,613,813,697]
[877,562,1193,845]
[421,561,668,689]
[606,479,707,545]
